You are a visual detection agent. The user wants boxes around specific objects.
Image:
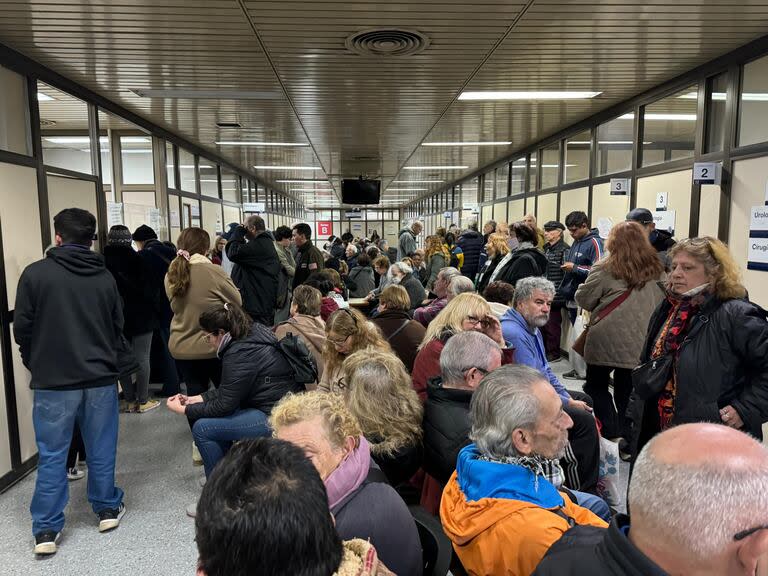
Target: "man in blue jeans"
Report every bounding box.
[14,208,126,555]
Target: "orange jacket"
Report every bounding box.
[440,446,607,576]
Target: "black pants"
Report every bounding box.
[177,358,222,397]
[584,364,633,440]
[66,423,86,469]
[564,390,600,493]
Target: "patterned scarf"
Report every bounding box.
[654,284,710,430]
[477,453,559,492]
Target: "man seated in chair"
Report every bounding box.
[440,365,607,576]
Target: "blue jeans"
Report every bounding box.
[572,489,611,522]
[192,409,271,478]
[31,386,124,535]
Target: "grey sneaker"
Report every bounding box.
[186,502,197,518]
[562,369,585,380]
[98,503,125,533]
[67,467,85,481]
[34,530,60,555]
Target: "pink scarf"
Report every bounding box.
[325,436,371,510]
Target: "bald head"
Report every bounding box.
[629,424,768,573]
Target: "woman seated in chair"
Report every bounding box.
[166,303,301,478]
[270,391,421,576]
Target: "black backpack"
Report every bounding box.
[274,332,318,386]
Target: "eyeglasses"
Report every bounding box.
[734,524,768,541]
[465,315,492,330]
[329,335,350,347]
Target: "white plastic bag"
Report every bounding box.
[597,436,621,508]
[568,311,587,378]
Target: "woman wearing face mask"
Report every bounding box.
[318,308,393,393]
[628,237,768,460]
[166,302,300,480]
[270,391,422,576]
[388,261,426,310]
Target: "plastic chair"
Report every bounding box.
[409,505,452,576]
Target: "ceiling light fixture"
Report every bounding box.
[568,141,652,145]
[390,180,444,183]
[458,91,602,101]
[215,141,308,146]
[130,88,282,100]
[620,113,697,121]
[37,93,55,101]
[386,188,427,192]
[404,166,469,170]
[168,165,213,169]
[254,166,321,170]
[276,179,328,183]
[422,141,511,146]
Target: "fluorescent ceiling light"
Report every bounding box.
[130,88,281,100]
[422,141,511,146]
[568,140,653,145]
[254,166,321,170]
[200,179,219,183]
[541,164,576,168]
[404,166,469,170]
[167,165,212,169]
[391,180,444,183]
[276,179,328,183]
[291,189,334,193]
[120,136,151,143]
[37,93,55,101]
[620,113,697,121]
[121,149,152,154]
[679,91,768,102]
[215,141,308,147]
[45,136,93,144]
[458,91,602,101]
[386,188,427,192]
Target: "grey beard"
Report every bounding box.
[531,314,549,328]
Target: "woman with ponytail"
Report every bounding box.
[166,301,299,480]
[165,227,241,403]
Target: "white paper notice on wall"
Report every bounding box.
[597,217,614,239]
[653,210,676,235]
[149,208,161,232]
[748,205,768,272]
[170,209,181,228]
[107,202,123,228]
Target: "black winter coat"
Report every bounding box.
[422,377,473,484]
[456,229,484,278]
[137,239,176,325]
[347,266,375,297]
[399,272,426,309]
[544,239,570,304]
[227,228,281,322]
[104,245,155,337]
[184,323,299,422]
[495,246,548,288]
[14,247,123,390]
[533,515,666,576]
[475,254,503,295]
[370,440,423,488]
[628,294,768,457]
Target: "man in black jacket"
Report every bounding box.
[292,223,325,288]
[533,423,768,576]
[541,220,570,362]
[226,215,280,326]
[15,208,126,555]
[423,331,502,484]
[456,221,485,280]
[626,207,676,270]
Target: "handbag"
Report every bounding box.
[572,289,632,357]
[632,353,674,400]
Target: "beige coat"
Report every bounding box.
[165,254,242,360]
[574,261,665,369]
[274,314,326,386]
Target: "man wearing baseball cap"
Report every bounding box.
[541,221,570,362]
[626,208,676,269]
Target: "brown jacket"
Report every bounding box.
[372,310,426,373]
[274,314,326,385]
[574,261,665,369]
[165,255,242,360]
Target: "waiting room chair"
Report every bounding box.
[409,505,452,576]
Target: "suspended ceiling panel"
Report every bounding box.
[0,0,766,209]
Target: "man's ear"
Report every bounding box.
[737,529,768,576]
[511,428,533,456]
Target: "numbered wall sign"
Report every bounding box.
[656,192,668,211]
[609,178,630,196]
[243,202,266,213]
[693,162,720,185]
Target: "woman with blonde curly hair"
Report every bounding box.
[628,236,768,459]
[342,350,423,487]
[270,391,421,576]
[424,235,451,292]
[318,308,392,393]
[411,292,508,400]
[475,232,511,294]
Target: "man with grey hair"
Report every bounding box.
[534,423,768,575]
[423,331,503,485]
[447,275,475,300]
[397,220,422,261]
[440,365,608,576]
[389,261,425,310]
[414,267,460,326]
[501,276,601,493]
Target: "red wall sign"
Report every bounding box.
[316,221,332,237]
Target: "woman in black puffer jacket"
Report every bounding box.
[165,302,300,478]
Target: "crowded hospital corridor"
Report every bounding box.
[1,2,768,575]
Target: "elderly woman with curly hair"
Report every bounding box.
[629,236,768,458]
[318,308,392,393]
[341,349,423,487]
[270,391,421,576]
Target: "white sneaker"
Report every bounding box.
[67,467,85,481]
[186,502,197,518]
[198,476,206,488]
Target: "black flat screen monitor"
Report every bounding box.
[342,179,380,205]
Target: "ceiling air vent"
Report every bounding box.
[216,121,242,129]
[345,28,430,57]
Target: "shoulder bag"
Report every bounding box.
[572,289,632,357]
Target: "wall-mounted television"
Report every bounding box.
[341,179,380,205]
